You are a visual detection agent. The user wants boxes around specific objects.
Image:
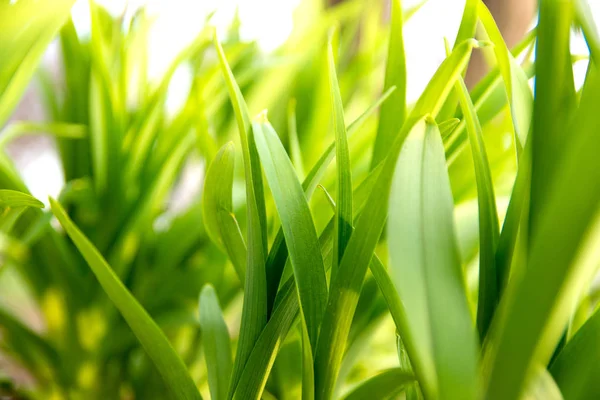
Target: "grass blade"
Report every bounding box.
[484,64,600,400]
[0,190,44,209]
[199,284,233,400]
[550,308,600,399]
[327,36,353,278]
[454,75,500,340]
[342,368,414,400]
[214,35,268,397]
[50,198,202,400]
[388,119,478,400]
[370,0,406,167]
[252,113,327,352]
[202,143,246,282]
[314,39,479,400]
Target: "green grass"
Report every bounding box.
[2,0,600,399]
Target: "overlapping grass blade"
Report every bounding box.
[342,368,413,400]
[214,35,269,397]
[478,0,533,147]
[0,0,76,127]
[327,36,353,278]
[199,284,233,400]
[0,122,87,149]
[388,119,478,400]
[301,322,315,400]
[370,0,406,167]
[252,114,327,351]
[575,0,600,63]
[314,39,479,400]
[50,198,202,400]
[550,307,600,399]
[454,76,499,340]
[202,143,246,282]
[265,87,395,314]
[484,64,600,400]
[527,0,575,238]
[0,190,44,209]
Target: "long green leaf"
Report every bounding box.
[199,284,233,400]
[388,119,478,400]
[202,143,246,282]
[314,39,480,400]
[0,190,44,209]
[370,0,406,167]
[327,37,353,278]
[484,64,600,400]
[50,198,202,400]
[214,35,268,398]
[454,75,500,340]
[252,114,327,352]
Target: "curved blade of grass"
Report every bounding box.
[454,75,499,340]
[0,190,44,209]
[252,114,327,352]
[49,198,202,400]
[202,142,246,282]
[478,0,533,147]
[288,99,305,180]
[575,0,600,63]
[527,0,575,239]
[342,369,414,400]
[327,37,353,278]
[265,86,396,314]
[314,39,480,400]
[301,321,315,400]
[484,64,600,400]
[388,119,478,400]
[525,367,564,400]
[214,34,268,398]
[550,307,600,399]
[0,0,76,127]
[199,284,233,400]
[0,122,86,149]
[370,0,406,168]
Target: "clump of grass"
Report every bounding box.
[2,0,600,399]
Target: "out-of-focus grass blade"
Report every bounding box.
[0,190,44,209]
[199,284,233,400]
[265,87,395,314]
[252,114,327,352]
[550,307,600,399]
[528,0,575,238]
[370,0,406,168]
[524,367,564,400]
[0,0,76,128]
[478,0,533,147]
[388,119,478,400]
[314,39,480,400]
[575,0,600,63]
[327,37,353,278]
[202,143,246,282]
[50,198,202,400]
[214,35,268,397]
[454,75,499,340]
[342,369,414,400]
[484,65,600,400]
[0,122,87,149]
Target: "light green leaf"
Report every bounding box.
[202,143,246,282]
[50,198,202,400]
[199,284,233,400]
[0,122,87,149]
[388,119,478,400]
[252,114,327,352]
[0,190,44,209]
[214,34,268,398]
[371,0,406,167]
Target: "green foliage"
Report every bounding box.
[2,0,600,399]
